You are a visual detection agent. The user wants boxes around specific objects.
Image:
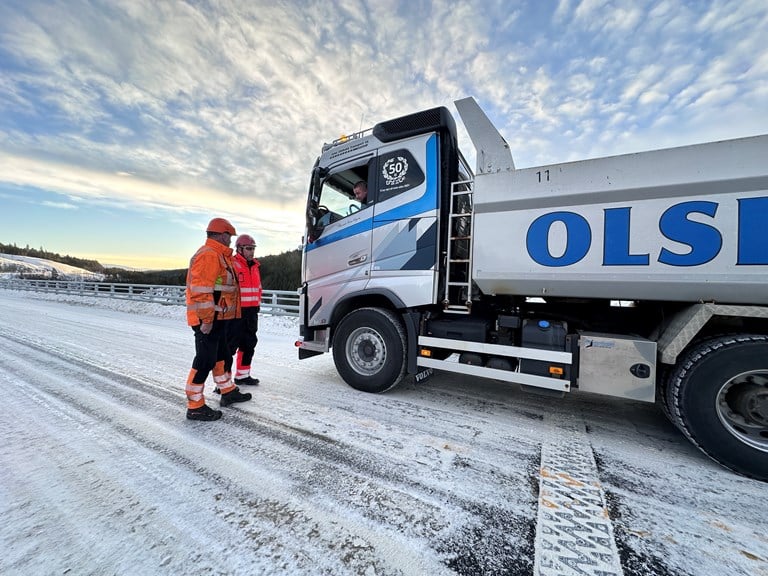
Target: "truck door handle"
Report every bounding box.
[348,254,368,266]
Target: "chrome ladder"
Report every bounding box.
[443,179,474,314]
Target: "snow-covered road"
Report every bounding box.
[1,290,766,576]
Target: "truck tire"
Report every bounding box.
[657,366,677,427]
[667,334,768,481]
[332,307,407,393]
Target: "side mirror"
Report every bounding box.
[305,166,326,243]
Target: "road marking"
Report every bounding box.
[534,428,624,576]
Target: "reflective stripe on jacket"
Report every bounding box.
[233,252,262,308]
[186,238,241,326]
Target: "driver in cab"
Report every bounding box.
[353,180,368,204]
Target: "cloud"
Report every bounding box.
[0,0,767,253]
[40,200,77,210]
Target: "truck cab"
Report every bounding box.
[300,107,463,364]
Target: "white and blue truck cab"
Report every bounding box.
[297,97,768,481]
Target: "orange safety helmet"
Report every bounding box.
[206,217,237,235]
[235,234,257,248]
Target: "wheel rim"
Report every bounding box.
[716,370,768,453]
[346,326,387,376]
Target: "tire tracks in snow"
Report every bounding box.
[0,330,539,574]
[0,333,443,574]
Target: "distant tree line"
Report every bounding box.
[103,267,188,285]
[104,249,302,290]
[1,242,302,291]
[258,249,302,292]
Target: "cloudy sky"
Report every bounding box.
[1,0,767,269]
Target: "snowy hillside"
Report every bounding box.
[0,253,104,281]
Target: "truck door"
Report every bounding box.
[368,132,440,307]
[303,154,377,326]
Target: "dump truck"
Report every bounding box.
[296,97,768,481]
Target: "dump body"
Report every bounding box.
[458,106,768,304]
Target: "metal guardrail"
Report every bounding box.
[0,278,300,317]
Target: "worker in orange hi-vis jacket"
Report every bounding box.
[184,217,252,421]
[230,233,262,386]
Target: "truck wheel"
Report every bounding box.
[667,334,768,481]
[332,307,407,393]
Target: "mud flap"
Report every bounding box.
[414,367,433,384]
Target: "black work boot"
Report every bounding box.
[220,386,252,407]
[186,404,223,421]
[234,376,260,386]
